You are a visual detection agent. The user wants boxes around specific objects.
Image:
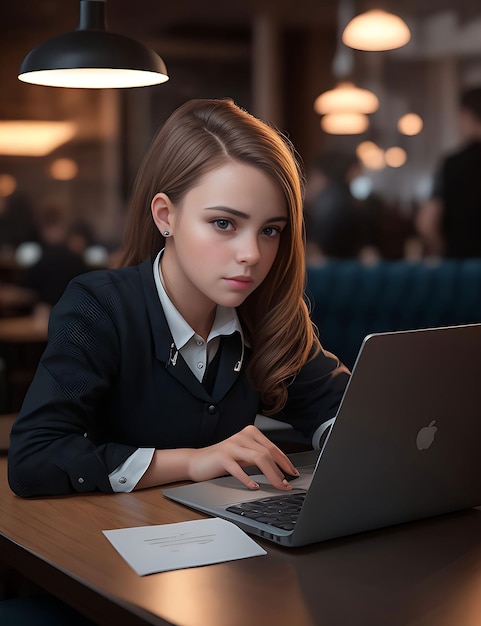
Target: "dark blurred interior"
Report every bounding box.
[1,0,480,256]
[1,0,481,414]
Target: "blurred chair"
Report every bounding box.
[306,259,481,369]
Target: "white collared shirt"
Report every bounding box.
[109,251,244,492]
[154,250,244,382]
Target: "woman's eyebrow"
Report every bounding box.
[204,206,288,223]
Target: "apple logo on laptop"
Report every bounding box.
[416,420,438,451]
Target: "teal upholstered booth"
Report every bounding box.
[258,259,481,451]
[306,260,481,369]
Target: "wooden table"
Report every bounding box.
[2,456,481,625]
[0,413,15,451]
[0,312,48,343]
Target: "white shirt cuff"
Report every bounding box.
[109,448,155,492]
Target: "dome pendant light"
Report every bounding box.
[18,0,169,89]
[342,9,411,52]
[314,81,379,115]
[321,112,370,135]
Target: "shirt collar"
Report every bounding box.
[152,250,243,350]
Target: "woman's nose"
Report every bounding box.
[236,234,260,265]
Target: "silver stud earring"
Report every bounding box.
[163,230,170,237]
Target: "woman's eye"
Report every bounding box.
[213,219,232,231]
[262,226,281,237]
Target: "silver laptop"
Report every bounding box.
[163,324,481,547]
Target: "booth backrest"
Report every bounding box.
[306,260,481,369]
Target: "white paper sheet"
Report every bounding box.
[103,517,267,576]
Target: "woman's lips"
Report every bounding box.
[224,276,254,289]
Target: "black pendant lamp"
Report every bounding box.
[18,0,169,89]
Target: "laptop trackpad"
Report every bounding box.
[163,449,318,509]
[249,468,313,492]
[163,468,313,510]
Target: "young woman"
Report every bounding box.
[8,99,349,497]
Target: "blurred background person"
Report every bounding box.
[20,206,90,309]
[67,219,110,269]
[0,192,39,257]
[416,86,481,258]
[305,151,361,261]
[66,220,95,257]
[305,151,382,263]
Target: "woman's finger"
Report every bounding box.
[235,425,300,479]
[224,442,294,490]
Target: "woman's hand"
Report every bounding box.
[188,424,299,490]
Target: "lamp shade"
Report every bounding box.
[342,9,411,52]
[18,0,169,89]
[321,113,370,135]
[314,81,379,115]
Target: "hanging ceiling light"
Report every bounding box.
[0,121,77,156]
[321,112,370,135]
[18,0,169,89]
[356,141,386,169]
[397,113,423,136]
[50,158,79,181]
[385,146,407,168]
[342,9,411,52]
[314,81,379,115]
[0,174,17,198]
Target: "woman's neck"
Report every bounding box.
[159,255,216,340]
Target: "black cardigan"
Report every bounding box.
[8,258,349,496]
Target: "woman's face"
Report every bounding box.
[156,161,288,324]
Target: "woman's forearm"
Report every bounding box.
[135,448,196,489]
[135,425,299,491]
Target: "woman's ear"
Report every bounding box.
[151,193,175,236]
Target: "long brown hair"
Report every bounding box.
[120,98,320,415]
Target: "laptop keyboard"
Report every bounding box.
[226,491,306,531]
